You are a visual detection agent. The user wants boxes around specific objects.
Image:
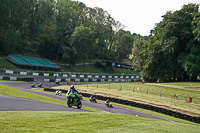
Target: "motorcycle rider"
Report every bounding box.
[56,80,60,84]
[38,83,43,87]
[31,83,35,87]
[67,85,78,103]
[105,99,111,106]
[90,94,96,102]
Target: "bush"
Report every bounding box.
[94,61,106,69]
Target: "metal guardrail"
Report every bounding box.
[0,68,141,80]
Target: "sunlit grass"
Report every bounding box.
[0,111,199,133]
[52,82,200,116]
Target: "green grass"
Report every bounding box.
[0,83,199,132]
[1,111,200,133]
[53,82,200,116]
[33,88,199,125]
[154,82,200,87]
[0,59,139,75]
[0,59,21,70]
[0,80,25,82]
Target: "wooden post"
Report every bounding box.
[133,86,135,92]
[171,93,178,100]
[160,91,162,97]
[108,83,110,89]
[119,85,122,91]
[146,88,148,94]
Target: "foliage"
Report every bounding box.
[141,3,200,82]
[1,0,199,82]
[0,0,134,65]
[70,25,95,63]
[131,35,147,71]
[94,61,106,69]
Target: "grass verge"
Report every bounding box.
[51,82,200,117]
[34,88,199,125]
[1,111,200,133]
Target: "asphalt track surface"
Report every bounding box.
[0,82,171,121]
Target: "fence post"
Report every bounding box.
[171,93,178,100]
[119,85,122,91]
[160,91,162,97]
[146,88,148,94]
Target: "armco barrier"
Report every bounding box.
[0,68,141,81]
[0,76,34,81]
[44,88,200,124]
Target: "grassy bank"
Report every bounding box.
[52,82,200,117]
[1,111,200,133]
[0,83,199,132]
[33,88,199,125]
[0,59,139,74]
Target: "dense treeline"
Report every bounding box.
[0,0,136,64]
[132,3,200,82]
[0,1,199,82]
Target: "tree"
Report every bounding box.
[113,30,133,62]
[178,11,200,80]
[142,3,199,82]
[131,35,147,71]
[70,25,94,63]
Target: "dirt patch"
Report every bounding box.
[145,83,200,91]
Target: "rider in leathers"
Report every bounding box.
[67,85,79,103]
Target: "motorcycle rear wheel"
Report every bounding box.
[77,99,82,109]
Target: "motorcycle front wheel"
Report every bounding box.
[67,98,73,108]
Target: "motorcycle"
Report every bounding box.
[38,83,43,88]
[55,90,62,96]
[66,92,82,109]
[31,83,35,88]
[56,81,60,85]
[89,96,97,103]
[105,101,113,108]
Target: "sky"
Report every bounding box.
[73,0,199,36]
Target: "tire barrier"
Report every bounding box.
[44,88,68,93]
[44,88,200,124]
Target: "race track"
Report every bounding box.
[0,95,88,112]
[0,82,171,121]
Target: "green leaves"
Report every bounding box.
[142,3,200,82]
[70,25,94,62]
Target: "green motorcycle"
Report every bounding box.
[66,92,82,109]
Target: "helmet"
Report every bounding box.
[70,85,74,89]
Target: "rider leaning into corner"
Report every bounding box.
[105,99,110,105]
[67,85,79,102]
